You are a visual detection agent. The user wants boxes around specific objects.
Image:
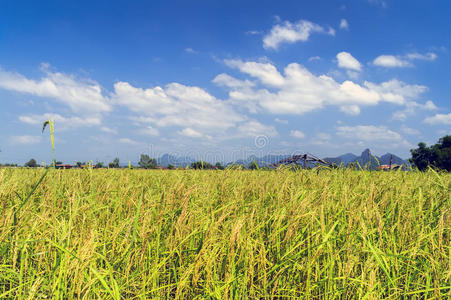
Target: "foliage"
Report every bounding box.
[214,162,225,170]
[108,157,120,168]
[95,162,104,168]
[410,135,451,171]
[0,168,448,298]
[167,164,176,170]
[190,161,213,169]
[24,158,37,168]
[138,154,157,169]
[247,160,259,170]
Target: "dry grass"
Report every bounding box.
[0,167,449,299]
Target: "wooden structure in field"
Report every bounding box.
[273,153,332,168]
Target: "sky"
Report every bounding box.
[0,0,450,164]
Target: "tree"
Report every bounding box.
[138,154,157,169]
[409,135,451,171]
[214,162,224,170]
[24,158,37,168]
[167,164,175,170]
[109,158,120,168]
[190,161,213,169]
[95,162,104,168]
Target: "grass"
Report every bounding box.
[0,167,449,299]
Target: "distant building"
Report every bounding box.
[377,164,402,171]
[55,164,73,169]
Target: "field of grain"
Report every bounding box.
[0,168,449,299]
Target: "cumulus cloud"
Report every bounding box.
[308,56,321,62]
[339,19,349,30]
[290,130,305,138]
[340,105,361,115]
[10,135,41,145]
[424,113,451,125]
[137,126,159,136]
[185,48,197,54]
[217,59,428,116]
[263,19,335,50]
[400,125,420,135]
[336,125,403,142]
[179,128,203,138]
[119,138,140,145]
[336,52,362,71]
[113,81,245,134]
[0,65,111,113]
[237,120,278,137]
[373,52,437,68]
[391,100,438,121]
[406,52,437,61]
[373,55,412,68]
[100,127,118,134]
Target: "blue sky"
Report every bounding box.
[0,0,450,164]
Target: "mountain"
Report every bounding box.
[379,153,407,166]
[157,154,195,167]
[324,153,357,165]
[154,150,408,169]
[324,150,407,169]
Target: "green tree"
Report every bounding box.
[24,158,37,168]
[138,154,157,169]
[167,164,175,170]
[95,162,104,168]
[190,161,213,169]
[214,162,225,170]
[109,158,120,168]
[409,135,451,171]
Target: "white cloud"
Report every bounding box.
[406,52,437,61]
[391,100,438,121]
[185,48,197,54]
[400,125,420,135]
[18,113,101,130]
[224,59,285,86]
[113,81,245,136]
[290,130,305,138]
[0,65,111,113]
[373,55,412,68]
[336,125,403,142]
[263,19,335,50]
[339,19,349,30]
[10,135,41,145]
[237,120,278,137]
[219,59,427,116]
[100,126,118,134]
[337,52,362,71]
[275,118,288,124]
[179,128,203,138]
[119,138,139,145]
[308,56,321,62]
[138,126,159,136]
[212,73,254,88]
[340,105,360,115]
[373,52,437,68]
[424,113,451,125]
[246,30,261,35]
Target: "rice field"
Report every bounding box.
[0,167,449,299]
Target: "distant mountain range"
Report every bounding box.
[324,149,407,169]
[151,149,407,169]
